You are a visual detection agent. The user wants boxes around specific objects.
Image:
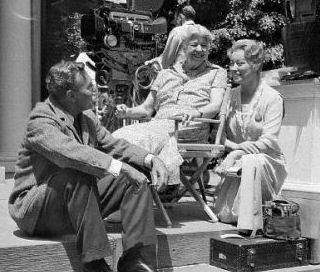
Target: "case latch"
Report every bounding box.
[247,248,256,269]
[296,242,304,262]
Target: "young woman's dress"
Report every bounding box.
[214,80,288,231]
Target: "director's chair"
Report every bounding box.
[148,85,231,227]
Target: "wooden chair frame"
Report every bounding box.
[157,85,231,226]
[119,86,231,227]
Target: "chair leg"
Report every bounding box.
[176,158,209,200]
[180,172,219,223]
[195,158,207,203]
[150,185,173,227]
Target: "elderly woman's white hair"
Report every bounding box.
[184,24,213,47]
[228,39,265,71]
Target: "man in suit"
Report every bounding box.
[146,5,197,69]
[8,60,168,272]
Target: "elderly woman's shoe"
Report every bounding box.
[82,258,112,272]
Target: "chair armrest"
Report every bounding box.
[117,116,152,121]
[168,116,220,124]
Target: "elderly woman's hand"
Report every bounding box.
[181,110,202,126]
[115,104,129,118]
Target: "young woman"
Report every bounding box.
[214,39,287,236]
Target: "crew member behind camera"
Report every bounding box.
[8,61,168,272]
[214,39,288,237]
[113,24,227,186]
[146,5,197,69]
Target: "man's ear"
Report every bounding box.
[66,89,76,102]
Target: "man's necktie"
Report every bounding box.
[73,114,83,142]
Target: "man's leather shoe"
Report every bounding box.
[82,258,113,272]
[105,210,121,224]
[117,245,155,272]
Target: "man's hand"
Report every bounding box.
[150,157,168,192]
[120,163,150,193]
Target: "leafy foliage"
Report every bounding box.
[209,0,287,69]
[60,13,87,59]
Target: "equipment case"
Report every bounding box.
[210,230,309,272]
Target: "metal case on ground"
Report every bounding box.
[210,230,309,272]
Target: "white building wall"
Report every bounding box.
[0,0,35,173]
[275,79,320,263]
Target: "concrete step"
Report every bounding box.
[159,264,320,272]
[2,181,320,272]
[159,264,227,271]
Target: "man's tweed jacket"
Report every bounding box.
[8,97,149,235]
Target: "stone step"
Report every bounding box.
[2,181,320,272]
[159,264,227,271]
[0,205,235,271]
[160,264,320,272]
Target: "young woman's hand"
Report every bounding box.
[238,141,260,154]
[215,154,236,176]
[214,150,245,176]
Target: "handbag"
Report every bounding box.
[263,198,301,240]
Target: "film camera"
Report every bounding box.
[80,0,166,130]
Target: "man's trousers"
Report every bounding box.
[33,169,156,263]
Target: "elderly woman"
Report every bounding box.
[113,24,227,185]
[214,39,287,236]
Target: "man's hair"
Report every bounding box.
[178,5,196,21]
[45,60,87,99]
[227,39,265,71]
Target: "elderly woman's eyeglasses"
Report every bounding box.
[188,42,210,51]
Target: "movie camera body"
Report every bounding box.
[80,0,166,130]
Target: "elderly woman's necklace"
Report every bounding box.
[235,84,263,138]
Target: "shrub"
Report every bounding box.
[209,0,287,69]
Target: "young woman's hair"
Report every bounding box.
[227,39,265,70]
[45,60,87,99]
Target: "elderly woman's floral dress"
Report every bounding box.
[214,80,288,232]
[112,63,227,184]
